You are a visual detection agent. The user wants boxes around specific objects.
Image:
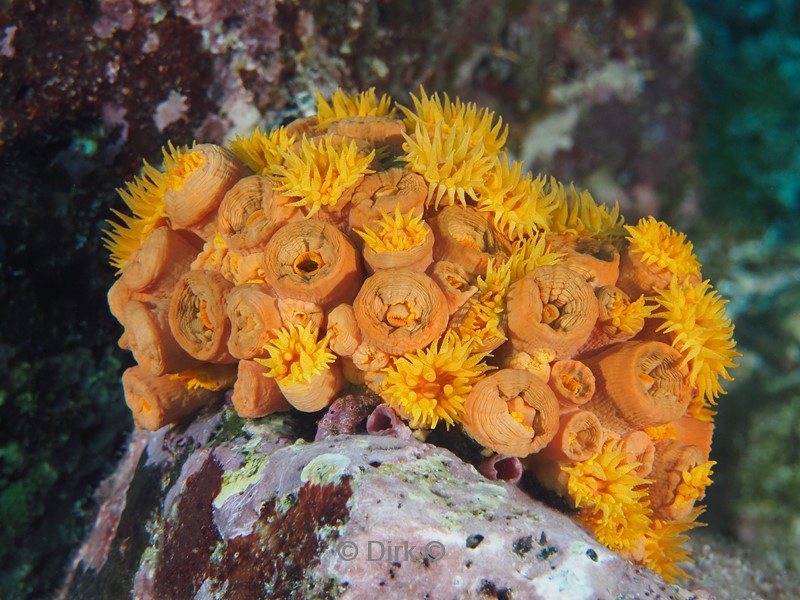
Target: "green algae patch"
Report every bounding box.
[370,454,510,525]
[213,454,270,509]
[242,412,298,441]
[300,453,352,486]
[208,406,247,445]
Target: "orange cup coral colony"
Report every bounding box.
[104,87,740,582]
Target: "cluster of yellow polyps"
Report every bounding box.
[105,86,739,582]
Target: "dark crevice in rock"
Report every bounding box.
[152,455,224,599]
[64,455,163,600]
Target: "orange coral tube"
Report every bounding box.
[360,223,434,273]
[462,368,560,457]
[123,299,201,376]
[548,234,620,288]
[672,416,715,461]
[284,115,318,138]
[581,341,691,433]
[350,340,391,374]
[225,283,282,359]
[190,235,267,286]
[619,430,656,478]
[578,285,648,353]
[277,362,345,413]
[217,175,298,251]
[262,220,362,307]
[649,439,708,520]
[164,144,243,234]
[548,359,596,406]
[122,365,216,430]
[327,304,362,357]
[429,260,478,315]
[328,116,408,154]
[506,265,599,360]
[539,409,605,463]
[231,360,292,418]
[169,270,236,363]
[504,349,556,383]
[108,278,134,325]
[429,205,511,277]
[348,167,426,232]
[616,246,673,299]
[121,226,200,297]
[353,268,449,356]
[278,297,325,330]
[449,296,508,353]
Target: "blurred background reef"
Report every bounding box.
[0,0,799,597]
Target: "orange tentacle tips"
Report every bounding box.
[578,285,652,353]
[256,322,341,412]
[163,143,244,235]
[649,439,713,521]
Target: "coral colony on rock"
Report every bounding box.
[103,87,740,584]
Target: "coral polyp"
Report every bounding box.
[402,122,496,209]
[651,277,741,409]
[379,331,491,429]
[399,87,508,154]
[256,322,335,385]
[162,142,205,190]
[477,159,553,240]
[625,216,702,281]
[561,439,653,556]
[314,87,395,130]
[228,126,295,175]
[354,206,430,253]
[103,155,174,272]
[271,136,375,218]
[105,86,739,583]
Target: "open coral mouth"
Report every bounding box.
[104,86,739,583]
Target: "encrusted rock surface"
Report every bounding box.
[59,399,700,599]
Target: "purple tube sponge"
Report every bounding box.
[478,454,523,484]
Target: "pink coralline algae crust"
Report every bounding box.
[59,401,706,599]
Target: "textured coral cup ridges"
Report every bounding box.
[103,86,740,583]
